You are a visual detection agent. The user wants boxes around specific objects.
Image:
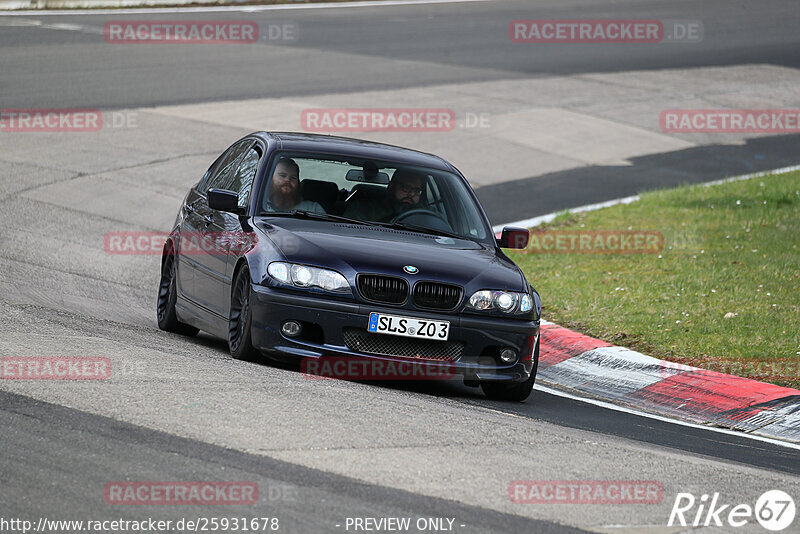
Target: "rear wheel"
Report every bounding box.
[228,265,260,362]
[156,249,199,336]
[480,338,539,402]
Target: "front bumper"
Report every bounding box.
[250,284,539,383]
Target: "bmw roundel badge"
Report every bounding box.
[403,265,419,274]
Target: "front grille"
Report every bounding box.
[357,274,408,304]
[343,328,463,361]
[413,281,463,310]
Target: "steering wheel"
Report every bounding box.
[391,209,453,232]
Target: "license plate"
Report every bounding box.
[367,312,450,341]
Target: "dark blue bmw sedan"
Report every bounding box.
[157,132,540,401]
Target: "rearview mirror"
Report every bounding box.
[497,227,529,249]
[208,189,243,214]
[345,169,390,184]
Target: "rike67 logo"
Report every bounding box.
[669,490,796,531]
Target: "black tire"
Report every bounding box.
[228,265,260,362]
[156,249,199,336]
[480,338,539,402]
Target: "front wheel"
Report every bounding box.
[228,265,260,362]
[480,338,539,402]
[156,250,199,336]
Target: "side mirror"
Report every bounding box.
[497,227,529,249]
[208,189,243,214]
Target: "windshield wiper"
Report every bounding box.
[376,220,463,240]
[261,210,381,227]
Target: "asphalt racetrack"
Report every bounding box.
[1,1,799,532]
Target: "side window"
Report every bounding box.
[199,140,252,195]
[198,153,225,190]
[226,147,261,208]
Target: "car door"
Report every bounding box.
[218,144,263,318]
[186,139,253,315]
[175,152,226,303]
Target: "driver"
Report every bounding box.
[344,169,424,222]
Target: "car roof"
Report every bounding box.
[252,131,456,173]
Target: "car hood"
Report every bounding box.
[255,219,526,291]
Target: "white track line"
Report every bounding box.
[700,163,800,187]
[536,384,800,451]
[493,163,800,231]
[493,195,641,232]
[0,0,488,16]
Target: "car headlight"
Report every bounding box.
[496,292,517,311]
[467,289,531,314]
[268,262,350,293]
[292,265,314,286]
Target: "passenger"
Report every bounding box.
[264,157,325,213]
[344,169,424,222]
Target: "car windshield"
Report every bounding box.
[257,152,493,243]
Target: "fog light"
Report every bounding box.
[282,321,302,337]
[499,348,517,364]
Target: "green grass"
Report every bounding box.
[509,171,800,389]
